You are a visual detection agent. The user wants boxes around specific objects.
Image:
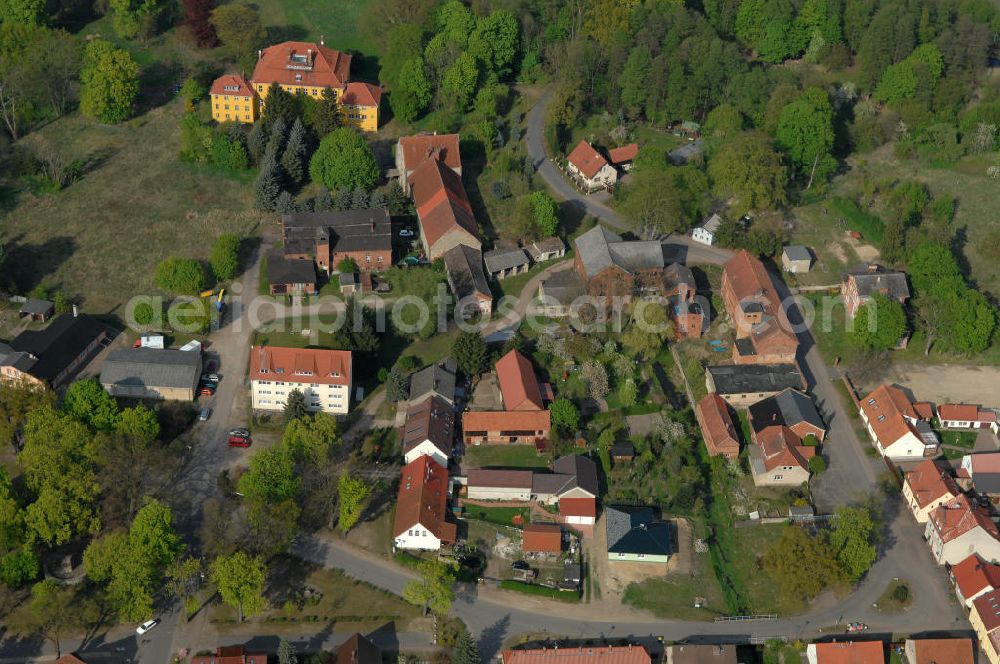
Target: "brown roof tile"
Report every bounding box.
[409,157,479,255]
[463,409,550,433]
[503,645,650,664]
[249,345,351,386]
[859,384,922,446]
[904,459,960,510]
[342,81,381,108]
[399,134,461,172]
[928,494,999,544]
[522,523,562,553]
[906,637,973,664]
[496,349,544,411]
[210,74,254,97]
[608,143,638,164]
[953,554,1000,599]
[567,141,609,180]
[393,455,455,541]
[252,41,351,89]
[695,393,740,459]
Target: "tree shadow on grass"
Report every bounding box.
[136,59,186,114]
[2,234,77,295]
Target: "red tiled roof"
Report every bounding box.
[928,494,999,544]
[467,468,534,490]
[249,345,351,386]
[55,657,88,664]
[567,140,609,180]
[398,134,461,172]
[905,459,960,510]
[808,641,884,663]
[953,553,1000,600]
[252,41,351,89]
[559,497,596,518]
[463,409,550,433]
[968,453,1000,474]
[334,633,380,664]
[343,81,381,108]
[409,157,479,254]
[974,588,1000,632]
[393,455,456,542]
[608,143,638,164]
[695,393,740,458]
[914,401,934,421]
[756,425,811,472]
[859,384,921,447]
[496,349,544,411]
[210,74,254,97]
[503,645,649,664]
[522,523,561,553]
[939,404,979,421]
[906,638,973,664]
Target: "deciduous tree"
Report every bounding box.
[829,506,877,580]
[211,551,267,622]
[390,57,432,124]
[775,87,835,188]
[708,131,787,214]
[337,474,371,533]
[154,256,206,295]
[63,378,119,432]
[80,39,139,124]
[210,3,264,72]
[309,127,379,191]
[548,398,579,434]
[403,558,454,616]
[851,294,907,351]
[211,234,240,281]
[238,447,298,503]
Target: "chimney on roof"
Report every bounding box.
[258,49,262,59]
[320,35,325,45]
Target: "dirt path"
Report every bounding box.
[858,363,1000,405]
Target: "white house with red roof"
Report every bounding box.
[249,346,351,414]
[393,455,456,551]
[566,140,618,192]
[939,404,999,434]
[608,143,638,172]
[952,553,1000,607]
[925,494,1000,565]
[858,384,938,460]
[902,459,961,522]
[970,589,1000,664]
[805,641,884,664]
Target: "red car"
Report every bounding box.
[199,386,215,397]
[227,435,251,448]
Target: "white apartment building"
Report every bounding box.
[249,345,352,414]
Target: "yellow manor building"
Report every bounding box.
[209,40,381,132]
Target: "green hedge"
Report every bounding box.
[499,580,580,602]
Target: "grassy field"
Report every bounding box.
[209,562,421,629]
[464,444,549,469]
[464,505,531,527]
[622,542,728,620]
[256,0,376,57]
[938,430,978,449]
[4,103,261,313]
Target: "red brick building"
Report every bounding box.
[721,250,798,365]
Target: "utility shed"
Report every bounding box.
[100,347,203,401]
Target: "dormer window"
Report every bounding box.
[291,53,308,64]
[259,368,268,374]
[330,372,340,378]
[296,370,313,376]
[295,73,303,82]
[275,368,285,374]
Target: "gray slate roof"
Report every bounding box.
[707,363,803,395]
[668,138,703,165]
[525,237,565,260]
[281,208,392,254]
[574,226,664,279]
[696,213,722,234]
[101,348,202,390]
[531,455,599,498]
[846,266,910,300]
[19,299,54,316]
[540,270,585,305]
[605,506,671,556]
[443,245,492,301]
[10,314,106,383]
[483,247,530,274]
[268,251,316,285]
[409,358,458,404]
[664,262,695,290]
[973,473,1000,495]
[783,245,811,262]
[748,388,824,434]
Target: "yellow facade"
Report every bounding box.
[343,102,378,133]
[252,82,379,132]
[210,93,257,124]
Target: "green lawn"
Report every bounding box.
[464,444,549,469]
[257,0,378,62]
[735,410,753,448]
[938,430,978,449]
[209,561,420,629]
[622,542,727,620]
[463,505,531,527]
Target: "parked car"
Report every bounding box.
[229,427,250,437]
[199,386,215,397]
[399,229,415,238]
[199,407,212,422]
[511,560,530,571]
[136,619,159,635]
[202,373,220,383]
[228,435,252,448]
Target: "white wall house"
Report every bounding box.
[393,455,456,551]
[692,213,722,246]
[404,441,448,468]
[858,384,938,460]
[249,346,352,415]
[925,495,1000,566]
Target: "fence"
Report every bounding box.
[713,614,778,623]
